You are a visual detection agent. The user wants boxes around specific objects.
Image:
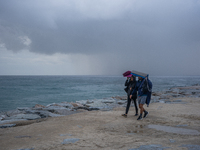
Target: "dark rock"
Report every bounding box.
[54,109,77,115]
[74,106,90,111]
[88,107,100,111]
[6,109,23,117]
[4,114,41,120]
[171,94,181,97]
[173,100,182,102]
[17,107,31,111]
[25,110,50,118]
[56,103,74,108]
[165,100,171,103]
[86,100,94,104]
[0,115,6,120]
[43,106,70,113]
[0,124,16,128]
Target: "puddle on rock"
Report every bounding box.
[180,144,200,150]
[129,144,169,150]
[148,124,200,135]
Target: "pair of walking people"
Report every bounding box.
[122,75,152,120]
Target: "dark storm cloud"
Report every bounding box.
[0,0,200,76]
[1,0,199,55]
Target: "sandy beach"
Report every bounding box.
[0,87,200,150]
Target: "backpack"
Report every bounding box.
[142,80,149,94]
[142,78,152,94]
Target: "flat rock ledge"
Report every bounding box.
[1,85,200,128]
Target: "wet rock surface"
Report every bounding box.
[4,114,41,120]
[151,85,200,103]
[0,97,127,126]
[180,144,200,150]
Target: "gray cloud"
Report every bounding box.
[0,0,200,75]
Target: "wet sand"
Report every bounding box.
[0,95,200,149]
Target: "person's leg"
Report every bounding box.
[133,98,138,115]
[137,97,143,120]
[137,104,143,120]
[125,96,132,114]
[140,96,149,118]
[122,96,131,117]
[143,107,149,118]
[137,96,147,120]
[139,104,144,114]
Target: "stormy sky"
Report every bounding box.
[0,0,200,76]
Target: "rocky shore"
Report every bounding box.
[1,85,200,128]
[0,85,200,150]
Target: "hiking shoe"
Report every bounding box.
[137,115,142,120]
[122,114,127,118]
[143,111,149,118]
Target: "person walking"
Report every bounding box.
[130,76,152,120]
[122,75,138,118]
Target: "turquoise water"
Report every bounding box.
[0,75,200,111]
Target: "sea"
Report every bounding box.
[0,75,200,112]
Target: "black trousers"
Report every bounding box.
[125,96,138,115]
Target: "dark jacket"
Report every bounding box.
[131,78,153,105]
[125,79,137,98]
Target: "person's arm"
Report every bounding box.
[130,84,137,99]
[125,77,129,86]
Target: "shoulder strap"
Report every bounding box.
[139,78,145,89]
